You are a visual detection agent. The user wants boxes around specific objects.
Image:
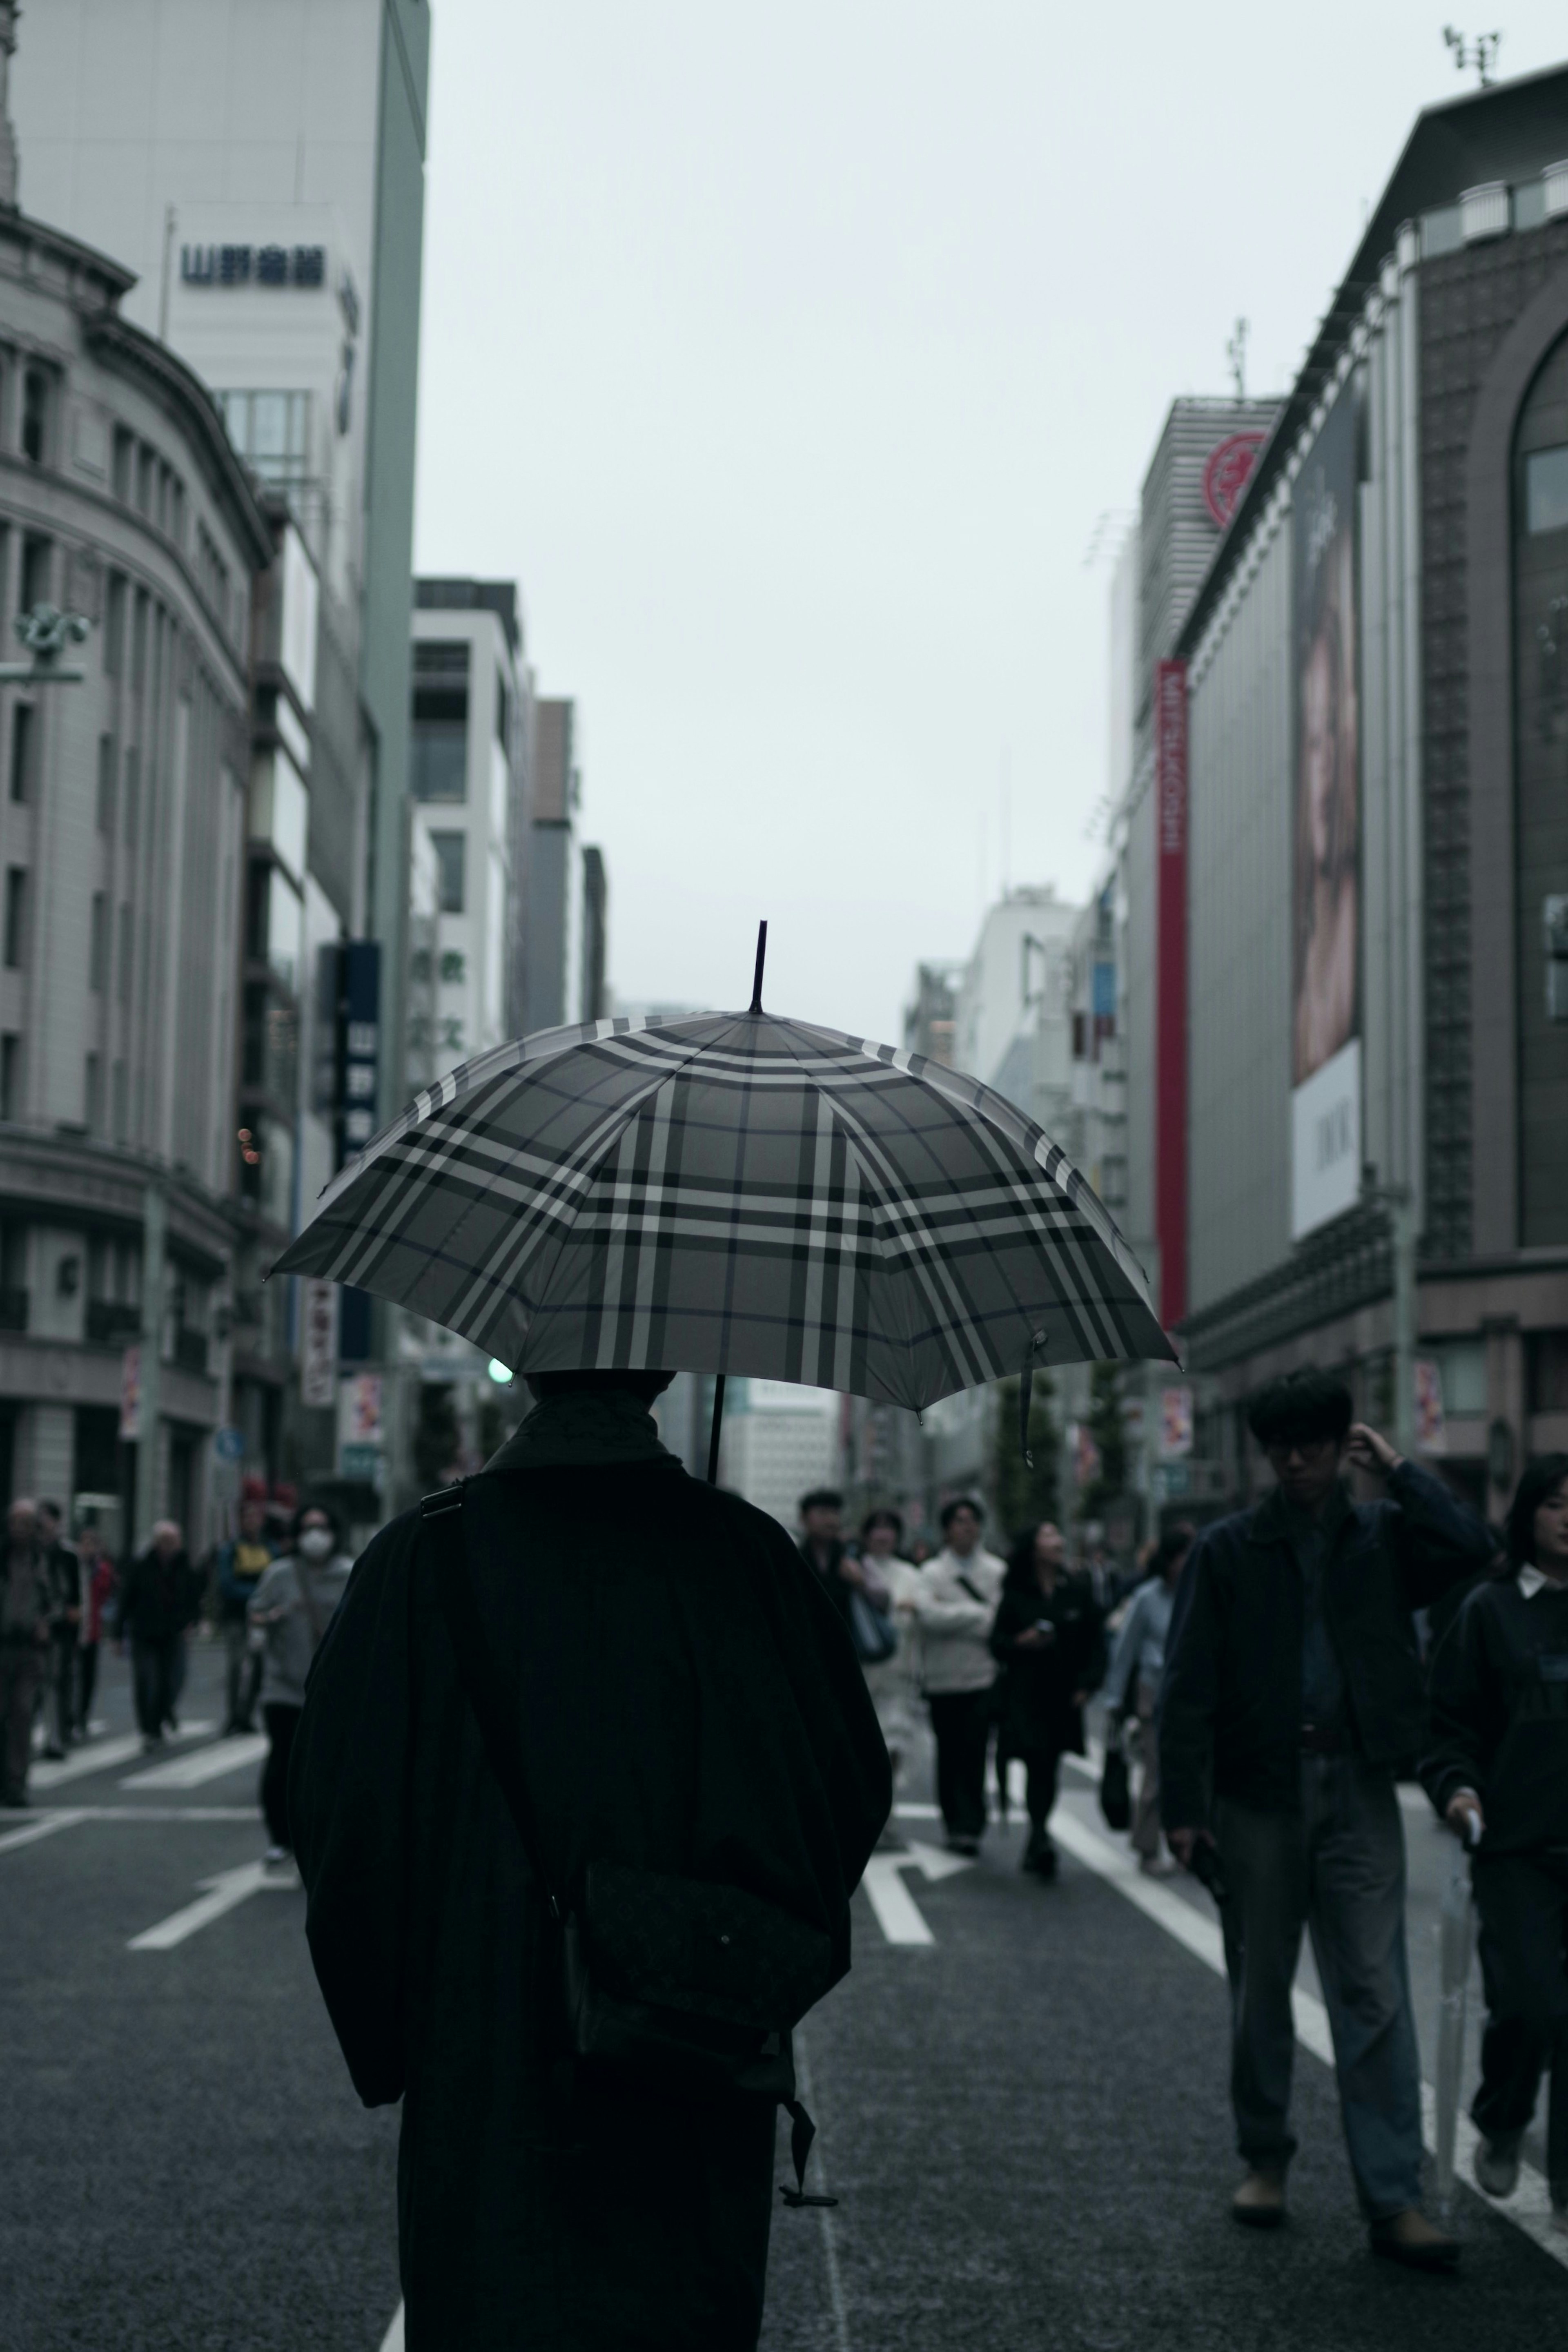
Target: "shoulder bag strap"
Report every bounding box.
[419,1484,562,1921]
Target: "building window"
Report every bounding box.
[21,368,49,464]
[1526,445,1568,536]
[135,444,156,515]
[112,426,134,502]
[20,533,50,613]
[9,704,32,805]
[131,591,149,691]
[116,903,131,1004]
[216,389,312,489]
[104,573,126,676]
[89,893,108,992]
[123,749,139,848]
[430,830,466,914]
[0,1034,18,1120]
[85,1052,103,1134]
[96,735,116,834]
[412,644,470,803]
[168,475,187,548]
[3,867,27,968]
[111,1059,127,1143]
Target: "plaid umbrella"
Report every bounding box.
[274,1001,1174,1411]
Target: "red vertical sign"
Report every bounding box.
[1155,659,1188,1330]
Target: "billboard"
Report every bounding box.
[1290,389,1361,1239]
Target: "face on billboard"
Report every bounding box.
[1292,401,1359,1092]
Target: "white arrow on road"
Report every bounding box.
[128,1859,297,1951]
[861,1840,973,1945]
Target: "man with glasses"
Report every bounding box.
[1160,1367,1489,2270]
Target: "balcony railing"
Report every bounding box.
[86,1299,141,1346]
[0,1287,27,1333]
[173,1327,209,1377]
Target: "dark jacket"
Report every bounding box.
[1160,1462,1490,1828]
[289,1458,889,2352]
[214,1533,275,1624]
[797,1535,854,1630]
[989,1572,1106,1759]
[1421,1570,1568,1855]
[115,1545,199,1644]
[44,1538,81,1632]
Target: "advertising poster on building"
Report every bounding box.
[1291,387,1362,1239]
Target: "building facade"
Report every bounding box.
[1149,68,1568,1521]
[0,198,270,1546]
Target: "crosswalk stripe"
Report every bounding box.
[128,1859,297,1950]
[31,1722,216,1791]
[379,2303,404,2351]
[0,1808,86,1857]
[120,1735,267,1791]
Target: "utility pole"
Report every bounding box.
[1442,26,1501,86]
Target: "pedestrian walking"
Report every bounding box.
[288,1368,889,2352]
[990,1523,1106,1878]
[1422,1451,1568,2232]
[247,1503,352,1866]
[904,1497,1004,1855]
[1100,1521,1195,1875]
[0,1498,52,1808]
[37,1500,81,1755]
[116,1520,198,1752]
[1160,1368,1491,2269]
[74,1521,114,1738]
[214,1491,274,1734]
[857,1509,922,1802]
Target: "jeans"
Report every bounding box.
[1471,1849,1568,2195]
[927,1689,993,1840]
[261,1701,301,1848]
[130,1635,183,1739]
[1216,1755,1423,2218]
[224,1619,261,1731]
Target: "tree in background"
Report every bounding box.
[991,1372,1061,1545]
[413,1383,462,1487]
[1079,1359,1128,1523]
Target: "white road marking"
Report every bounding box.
[379,2303,404,2352]
[861,1841,973,1945]
[794,2029,852,2352]
[1049,1801,1568,2270]
[127,1860,298,1951]
[42,1805,257,1823]
[120,1734,267,1790]
[31,1721,216,1791]
[0,1808,86,1857]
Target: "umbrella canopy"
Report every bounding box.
[274,1006,1176,1409]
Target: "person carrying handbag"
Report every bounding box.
[247,1503,352,1866]
[286,1369,889,2352]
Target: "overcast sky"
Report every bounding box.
[413,4,1566,1041]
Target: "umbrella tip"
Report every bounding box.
[749,920,768,1015]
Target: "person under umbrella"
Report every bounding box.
[990,1522,1106,1878]
[1422,1452,1568,2232]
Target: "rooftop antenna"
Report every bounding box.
[1227,317,1249,401]
[1442,25,1501,85]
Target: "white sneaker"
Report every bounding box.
[1473,2135,1521,2198]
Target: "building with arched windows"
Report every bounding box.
[0,196,270,1545]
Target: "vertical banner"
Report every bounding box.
[1290,387,1361,1237]
[299,1277,339,1410]
[1155,658,1188,1328]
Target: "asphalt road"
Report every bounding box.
[2,1645,1563,2351]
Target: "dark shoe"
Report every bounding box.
[949,1834,981,1857]
[1473,2132,1522,2199]
[42,1742,65,1761]
[1,1785,29,1809]
[1232,2165,1287,2228]
[1369,2210,1460,2272]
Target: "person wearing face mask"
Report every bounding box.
[247,1503,352,1866]
[1423,1453,1568,2231]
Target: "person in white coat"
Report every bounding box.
[900,1497,1005,1853]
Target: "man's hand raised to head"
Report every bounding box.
[1344,1422,1402,1479]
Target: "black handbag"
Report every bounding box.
[1098,1738,1132,1832]
[419,1484,836,2205]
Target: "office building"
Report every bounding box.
[719,1381,840,1533]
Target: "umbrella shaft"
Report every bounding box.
[707,1374,727,1485]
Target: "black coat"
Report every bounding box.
[1159,1462,1491,1828]
[288,1458,890,2352]
[797,1536,854,1629]
[989,1572,1107,1759]
[115,1545,198,1643]
[1421,1572,1568,1854]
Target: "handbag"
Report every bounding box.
[1098,1735,1131,1832]
[419,1484,837,2207]
[847,1586,897,1665]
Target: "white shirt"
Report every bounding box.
[902,1545,1005,1694]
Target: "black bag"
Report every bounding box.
[847,1587,897,1665]
[419,1484,836,2205]
[1098,1738,1131,1832]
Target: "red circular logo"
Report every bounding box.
[1201,431,1267,530]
